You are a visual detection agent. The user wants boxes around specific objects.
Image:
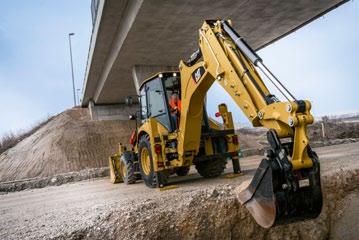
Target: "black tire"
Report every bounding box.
[195,157,227,178]
[175,166,190,176]
[138,135,168,188]
[120,152,136,184]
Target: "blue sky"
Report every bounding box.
[0,1,91,135]
[207,0,359,124]
[0,1,358,135]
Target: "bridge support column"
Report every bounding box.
[88,100,138,121]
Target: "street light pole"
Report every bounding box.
[77,88,81,105]
[68,33,76,107]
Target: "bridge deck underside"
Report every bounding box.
[82,0,347,106]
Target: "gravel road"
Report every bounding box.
[0,142,358,240]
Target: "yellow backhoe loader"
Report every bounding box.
[109,20,322,228]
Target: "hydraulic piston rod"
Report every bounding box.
[221,20,296,102]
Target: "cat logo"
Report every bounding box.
[191,66,205,83]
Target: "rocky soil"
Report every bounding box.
[53,170,359,240]
[0,143,358,240]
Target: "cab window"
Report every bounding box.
[163,75,181,103]
[145,77,172,130]
[139,87,147,122]
[147,78,166,117]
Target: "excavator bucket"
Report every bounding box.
[238,160,276,228]
[238,132,322,228]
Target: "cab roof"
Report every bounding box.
[139,71,180,90]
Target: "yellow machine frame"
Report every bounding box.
[109,20,322,228]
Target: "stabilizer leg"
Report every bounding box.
[232,156,241,174]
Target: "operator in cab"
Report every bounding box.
[169,93,181,128]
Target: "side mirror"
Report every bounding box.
[125,96,133,106]
[129,114,136,120]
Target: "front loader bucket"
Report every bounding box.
[238,152,322,228]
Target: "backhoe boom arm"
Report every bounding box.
[178,20,313,170]
[177,20,322,228]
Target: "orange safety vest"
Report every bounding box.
[169,98,182,113]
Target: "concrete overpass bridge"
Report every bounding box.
[82,0,348,120]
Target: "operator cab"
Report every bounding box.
[139,72,181,132]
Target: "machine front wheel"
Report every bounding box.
[119,152,136,184]
[138,135,168,188]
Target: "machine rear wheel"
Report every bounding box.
[138,135,168,188]
[195,157,227,178]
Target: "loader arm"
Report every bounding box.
[178,20,322,228]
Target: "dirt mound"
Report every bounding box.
[308,117,359,141]
[237,118,359,151]
[237,127,267,150]
[0,108,134,182]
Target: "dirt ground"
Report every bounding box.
[0,108,135,182]
[0,142,358,240]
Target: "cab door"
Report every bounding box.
[142,77,172,131]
